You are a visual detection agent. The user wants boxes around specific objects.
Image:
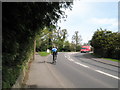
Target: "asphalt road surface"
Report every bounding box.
[46,52,119,88]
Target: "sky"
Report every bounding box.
[57,0,119,44]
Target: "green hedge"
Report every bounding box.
[2,2,72,88]
[91,29,120,60]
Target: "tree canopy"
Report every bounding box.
[91,28,120,59]
[2,2,73,88]
[72,31,82,51]
[36,26,68,52]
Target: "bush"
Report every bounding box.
[2,2,72,88]
[91,28,120,60]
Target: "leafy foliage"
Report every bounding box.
[36,27,69,52]
[63,41,71,52]
[72,31,82,51]
[3,2,72,88]
[91,28,120,59]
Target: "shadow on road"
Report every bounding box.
[22,84,38,88]
[27,85,38,88]
[46,61,52,64]
[23,84,53,88]
[82,53,97,58]
[23,84,63,88]
[37,61,46,63]
[36,61,56,65]
[74,53,96,59]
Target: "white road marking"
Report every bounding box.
[95,70,120,80]
[68,59,71,61]
[74,62,89,68]
[65,56,67,58]
[70,59,74,62]
[64,54,120,80]
[68,57,71,60]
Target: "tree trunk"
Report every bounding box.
[33,40,36,60]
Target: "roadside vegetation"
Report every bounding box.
[90,28,120,61]
[102,58,120,62]
[36,27,82,52]
[3,2,119,89]
[3,2,73,88]
[38,52,51,56]
[91,53,120,62]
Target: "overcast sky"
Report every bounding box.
[57,0,118,44]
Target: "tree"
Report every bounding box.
[70,42,76,51]
[36,27,68,52]
[56,29,68,51]
[3,2,73,88]
[48,25,56,50]
[72,31,82,51]
[36,27,50,51]
[91,28,112,57]
[63,41,71,52]
[36,25,57,51]
[91,28,120,59]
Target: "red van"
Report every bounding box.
[81,46,91,53]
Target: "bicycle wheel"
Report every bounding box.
[54,55,57,60]
[52,55,56,64]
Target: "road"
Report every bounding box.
[25,52,119,88]
[46,52,119,88]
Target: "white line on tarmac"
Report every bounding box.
[70,59,74,62]
[64,54,120,80]
[74,62,90,68]
[95,70,120,80]
[74,61,120,80]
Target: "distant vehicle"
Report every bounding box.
[80,46,91,53]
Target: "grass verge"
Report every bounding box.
[102,58,120,62]
[38,52,50,56]
[91,53,120,62]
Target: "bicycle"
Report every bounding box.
[52,52,57,64]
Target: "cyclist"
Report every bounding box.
[51,47,58,64]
